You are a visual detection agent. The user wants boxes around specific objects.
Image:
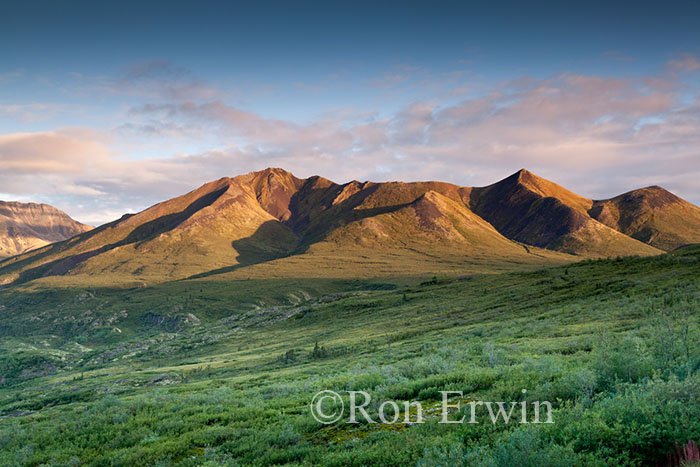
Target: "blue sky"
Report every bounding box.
[1,0,700,224]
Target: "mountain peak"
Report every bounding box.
[234,168,307,222]
[629,185,680,205]
[513,167,553,186]
[500,168,552,190]
[515,168,535,179]
[506,168,539,182]
[487,169,593,214]
[248,167,297,178]
[597,185,683,210]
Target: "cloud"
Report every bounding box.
[70,60,221,102]
[0,70,23,85]
[126,72,684,173]
[115,60,219,100]
[2,68,700,224]
[0,129,180,223]
[0,131,113,175]
[666,53,700,72]
[0,103,60,122]
[370,73,409,88]
[127,100,377,155]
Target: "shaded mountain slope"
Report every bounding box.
[468,170,662,257]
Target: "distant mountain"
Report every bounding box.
[3,167,693,287]
[0,201,92,259]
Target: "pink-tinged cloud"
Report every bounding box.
[666,53,700,72]
[0,131,113,174]
[2,69,700,224]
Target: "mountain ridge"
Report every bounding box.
[3,167,695,287]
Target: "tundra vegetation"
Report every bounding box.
[1,247,699,466]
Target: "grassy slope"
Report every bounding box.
[1,248,699,465]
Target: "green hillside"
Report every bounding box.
[1,247,699,466]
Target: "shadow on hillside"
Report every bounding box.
[284,180,417,251]
[185,220,299,279]
[6,187,229,286]
[184,185,415,281]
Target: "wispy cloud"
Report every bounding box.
[2,62,700,224]
[114,60,220,100]
[0,103,61,122]
[370,72,409,88]
[0,70,24,85]
[67,60,221,102]
[666,53,700,72]
[600,50,636,63]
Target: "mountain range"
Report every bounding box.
[0,201,92,259]
[1,168,699,287]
